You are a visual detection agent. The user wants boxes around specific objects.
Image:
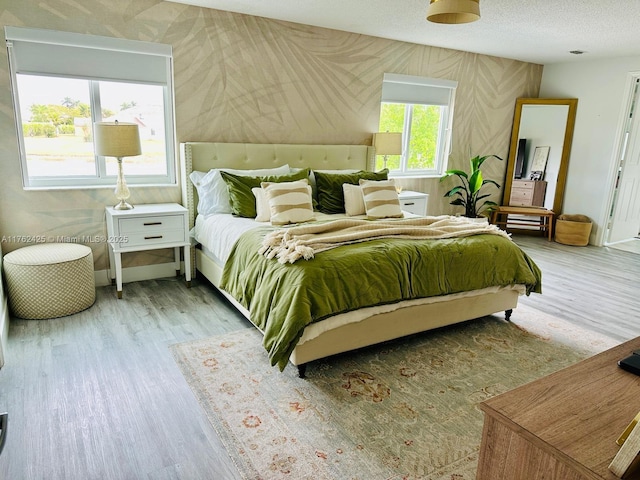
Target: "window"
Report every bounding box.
[377,73,457,176]
[5,27,175,189]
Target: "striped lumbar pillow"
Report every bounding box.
[359,179,403,219]
[261,180,315,225]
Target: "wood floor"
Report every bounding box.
[514,235,640,341]
[0,235,638,479]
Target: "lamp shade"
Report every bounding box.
[426,0,480,24]
[94,121,141,157]
[373,132,402,156]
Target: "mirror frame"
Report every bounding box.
[502,98,578,214]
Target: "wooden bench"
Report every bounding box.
[490,206,555,241]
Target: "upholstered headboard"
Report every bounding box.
[179,142,375,230]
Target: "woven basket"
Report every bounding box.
[555,214,592,246]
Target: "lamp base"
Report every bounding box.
[113,200,134,210]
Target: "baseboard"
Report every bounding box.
[94,262,185,287]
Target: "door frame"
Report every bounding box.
[603,71,640,245]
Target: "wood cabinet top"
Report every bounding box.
[480,336,640,479]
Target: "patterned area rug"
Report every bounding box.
[170,304,618,480]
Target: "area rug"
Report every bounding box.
[170,304,618,480]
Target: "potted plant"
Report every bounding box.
[440,154,502,218]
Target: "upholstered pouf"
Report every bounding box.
[3,243,95,319]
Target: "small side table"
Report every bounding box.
[398,190,429,216]
[105,203,191,298]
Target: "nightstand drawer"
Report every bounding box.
[514,180,536,189]
[398,191,429,216]
[400,197,427,216]
[510,188,533,202]
[122,229,186,248]
[118,215,184,234]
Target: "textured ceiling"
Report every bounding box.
[166,0,640,65]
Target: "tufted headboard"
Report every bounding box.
[179,142,375,230]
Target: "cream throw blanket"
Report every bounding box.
[259,215,511,263]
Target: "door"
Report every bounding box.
[609,78,640,244]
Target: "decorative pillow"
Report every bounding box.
[252,187,271,222]
[359,179,403,219]
[343,184,366,216]
[315,169,389,214]
[261,180,314,225]
[189,164,290,216]
[291,168,358,201]
[221,168,310,218]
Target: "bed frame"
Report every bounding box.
[180,142,520,377]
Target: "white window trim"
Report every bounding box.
[5,27,177,189]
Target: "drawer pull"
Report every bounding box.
[404,202,415,206]
[144,235,163,240]
[143,222,162,226]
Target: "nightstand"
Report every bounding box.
[509,180,547,207]
[398,191,429,216]
[105,203,191,298]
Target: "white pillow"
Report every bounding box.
[189,164,290,216]
[252,187,271,222]
[343,184,366,216]
[261,180,314,225]
[359,179,403,219]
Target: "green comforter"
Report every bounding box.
[220,226,541,370]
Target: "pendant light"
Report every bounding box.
[426,0,480,24]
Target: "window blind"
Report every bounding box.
[381,73,457,106]
[5,26,171,84]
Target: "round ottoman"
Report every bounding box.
[3,243,96,319]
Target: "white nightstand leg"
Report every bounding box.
[173,247,180,276]
[114,251,123,299]
[107,243,116,286]
[184,245,191,288]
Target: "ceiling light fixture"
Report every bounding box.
[426,0,480,24]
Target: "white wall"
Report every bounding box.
[540,56,640,245]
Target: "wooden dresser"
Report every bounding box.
[509,180,547,207]
[477,336,640,480]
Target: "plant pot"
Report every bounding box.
[555,214,592,246]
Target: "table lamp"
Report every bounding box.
[94,121,141,210]
[373,132,402,169]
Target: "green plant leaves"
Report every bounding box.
[440,153,502,217]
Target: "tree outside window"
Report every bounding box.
[378,102,445,174]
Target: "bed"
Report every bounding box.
[180,142,541,377]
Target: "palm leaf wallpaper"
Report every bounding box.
[0,0,541,272]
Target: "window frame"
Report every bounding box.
[379,73,457,178]
[5,27,177,190]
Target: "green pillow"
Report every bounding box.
[315,169,389,214]
[221,168,310,218]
